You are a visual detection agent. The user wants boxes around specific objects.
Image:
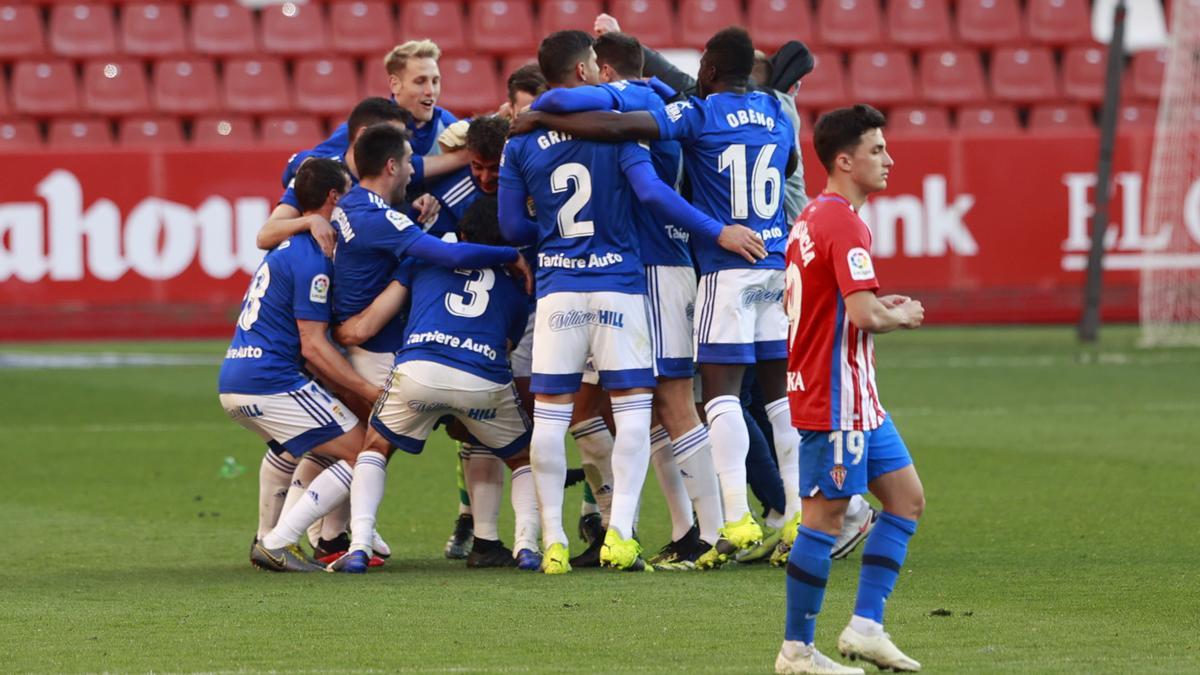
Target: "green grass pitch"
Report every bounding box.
[1,326,1197,673]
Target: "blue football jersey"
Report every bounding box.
[277,153,358,212]
[410,107,459,157]
[394,260,529,384]
[218,234,332,395]
[424,167,481,238]
[280,125,351,188]
[649,91,795,274]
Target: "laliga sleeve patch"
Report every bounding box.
[664,101,692,123]
[386,209,411,231]
[846,247,876,281]
[309,274,330,303]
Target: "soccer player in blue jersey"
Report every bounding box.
[510,27,802,569]
[423,116,508,237]
[499,30,765,573]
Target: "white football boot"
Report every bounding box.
[837,625,922,672]
[775,641,865,675]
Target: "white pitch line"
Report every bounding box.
[0,353,219,369]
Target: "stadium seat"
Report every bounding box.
[294,57,360,116]
[119,2,186,57]
[538,0,603,35]
[0,73,8,116]
[438,54,500,116]
[117,115,183,147]
[1130,49,1168,101]
[887,0,953,48]
[747,0,814,52]
[49,3,118,58]
[260,1,329,57]
[956,103,1020,133]
[794,49,847,110]
[678,0,746,51]
[261,114,323,146]
[887,105,951,135]
[848,49,916,106]
[990,46,1060,104]
[815,0,883,49]
[12,60,79,115]
[918,48,987,105]
[190,2,258,56]
[501,54,538,80]
[151,58,220,115]
[192,114,257,147]
[608,0,676,50]
[1026,0,1091,46]
[0,5,47,60]
[1029,103,1093,133]
[1118,102,1157,130]
[222,57,292,114]
[48,117,113,148]
[329,1,397,56]
[956,0,1024,47]
[398,0,467,53]
[468,0,537,55]
[0,118,41,150]
[1061,45,1107,104]
[82,59,150,115]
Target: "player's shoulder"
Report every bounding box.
[806,196,866,237]
[432,167,475,200]
[436,107,459,125]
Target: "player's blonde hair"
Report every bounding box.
[384,40,442,77]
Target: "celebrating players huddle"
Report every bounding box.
[217,17,929,675]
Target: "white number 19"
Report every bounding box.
[828,430,865,466]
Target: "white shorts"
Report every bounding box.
[530,290,655,394]
[510,310,536,379]
[219,380,358,457]
[646,265,697,379]
[348,346,395,388]
[371,360,531,458]
[694,268,788,364]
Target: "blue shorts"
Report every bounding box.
[799,417,913,499]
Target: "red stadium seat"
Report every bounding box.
[48,117,112,148]
[190,2,258,56]
[152,58,220,114]
[990,46,1060,104]
[608,0,676,50]
[956,0,1024,47]
[538,0,603,35]
[117,115,183,146]
[1118,102,1157,130]
[0,118,41,150]
[748,0,814,52]
[848,49,916,106]
[468,0,537,55]
[679,0,746,51]
[1061,45,1107,104]
[192,114,257,147]
[887,0,953,48]
[12,60,80,115]
[120,2,186,57]
[1027,0,1091,46]
[261,114,323,146]
[501,54,538,80]
[438,54,500,116]
[260,1,329,57]
[1029,103,1093,133]
[918,48,987,105]
[294,57,361,115]
[957,103,1020,133]
[82,59,149,115]
[398,0,466,53]
[1130,49,1168,101]
[223,57,292,114]
[794,50,847,111]
[330,1,397,56]
[0,73,8,116]
[816,0,883,49]
[49,3,118,58]
[888,105,951,135]
[0,5,47,60]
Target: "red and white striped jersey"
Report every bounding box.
[784,193,887,431]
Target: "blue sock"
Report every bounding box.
[744,409,785,515]
[784,526,836,643]
[854,512,919,623]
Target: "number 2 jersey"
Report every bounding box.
[785,193,887,432]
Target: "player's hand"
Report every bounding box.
[878,294,911,308]
[309,215,337,257]
[898,299,925,328]
[594,13,621,35]
[509,111,543,137]
[717,224,768,263]
[412,194,441,226]
[507,252,534,295]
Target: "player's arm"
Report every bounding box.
[786,146,799,179]
[497,184,538,246]
[406,231,519,268]
[531,86,619,114]
[843,291,924,334]
[510,110,661,142]
[297,320,380,403]
[258,203,338,257]
[419,151,470,182]
[333,280,410,347]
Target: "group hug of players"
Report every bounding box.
[218,13,930,675]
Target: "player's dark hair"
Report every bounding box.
[466,116,510,161]
[346,97,411,140]
[813,104,888,172]
[538,30,594,86]
[507,63,548,103]
[294,158,350,213]
[458,194,504,247]
[704,27,755,86]
[594,32,644,79]
[354,123,413,179]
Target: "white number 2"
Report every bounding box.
[445,268,495,318]
[717,143,782,220]
[237,262,271,330]
[550,162,595,238]
[828,430,865,466]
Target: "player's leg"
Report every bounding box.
[570,382,614,529]
[740,373,788,563]
[254,441,297,543]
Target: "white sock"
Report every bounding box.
[847,494,869,519]
[570,416,614,527]
[465,446,503,541]
[672,424,723,544]
[320,500,351,542]
[580,498,600,517]
[287,453,328,547]
[765,397,802,523]
[849,614,885,636]
[704,395,750,523]
[532,401,573,548]
[349,450,388,554]
[261,460,352,550]
[510,464,540,553]
[650,425,694,541]
[765,508,786,528]
[257,449,297,540]
[607,394,653,540]
[458,447,473,516]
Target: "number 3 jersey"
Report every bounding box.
[218,233,332,395]
[785,194,886,432]
[394,261,530,385]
